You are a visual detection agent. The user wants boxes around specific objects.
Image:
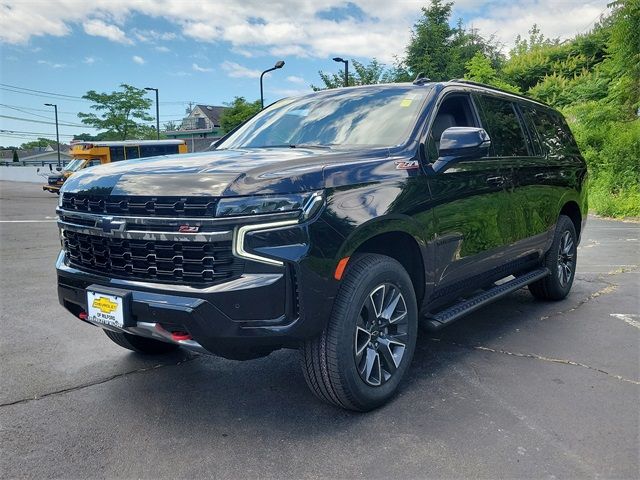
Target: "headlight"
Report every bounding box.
[216,191,324,219]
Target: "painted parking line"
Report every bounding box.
[610,314,640,330]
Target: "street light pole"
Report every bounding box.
[145,87,160,140]
[332,57,349,87]
[260,60,285,109]
[44,103,61,167]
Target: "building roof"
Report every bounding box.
[194,105,227,125]
[21,150,72,161]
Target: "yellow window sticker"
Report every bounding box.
[400,93,419,107]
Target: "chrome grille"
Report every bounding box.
[62,230,242,284]
[61,193,218,218]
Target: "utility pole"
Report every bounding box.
[44,103,61,167]
[145,87,160,140]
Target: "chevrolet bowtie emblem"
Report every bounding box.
[99,216,125,233]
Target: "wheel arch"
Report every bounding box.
[559,200,582,241]
[338,217,428,307]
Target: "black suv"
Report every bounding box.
[56,80,587,411]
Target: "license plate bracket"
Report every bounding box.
[86,285,133,328]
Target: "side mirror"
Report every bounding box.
[432,127,491,173]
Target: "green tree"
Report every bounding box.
[219,97,261,132]
[78,84,154,140]
[12,149,19,162]
[403,0,504,81]
[606,0,640,116]
[311,59,398,90]
[163,120,178,131]
[20,138,59,149]
[464,52,520,93]
[510,24,559,56]
[404,0,454,80]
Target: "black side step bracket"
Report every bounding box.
[423,268,550,331]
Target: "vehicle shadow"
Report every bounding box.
[104,272,608,438]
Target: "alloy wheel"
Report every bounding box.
[354,283,409,386]
[557,230,575,287]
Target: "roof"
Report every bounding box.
[21,150,72,161]
[70,140,186,147]
[193,105,227,125]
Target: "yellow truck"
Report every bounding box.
[42,140,188,194]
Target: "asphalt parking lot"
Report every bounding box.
[0,180,638,479]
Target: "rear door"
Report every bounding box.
[425,91,515,297]
[474,94,543,262]
[515,105,584,252]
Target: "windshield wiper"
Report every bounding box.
[288,143,333,149]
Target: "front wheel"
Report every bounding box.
[301,254,418,411]
[529,215,578,300]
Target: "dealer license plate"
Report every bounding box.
[86,290,124,328]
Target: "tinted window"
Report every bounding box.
[125,146,140,159]
[109,146,125,162]
[428,94,479,156]
[477,96,529,157]
[525,107,578,156]
[140,144,179,157]
[519,105,543,156]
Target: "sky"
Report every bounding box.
[0,0,610,147]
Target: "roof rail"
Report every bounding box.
[447,78,550,107]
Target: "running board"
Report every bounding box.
[423,268,550,330]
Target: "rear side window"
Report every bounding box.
[476,95,529,157]
[519,105,543,157]
[109,146,125,162]
[140,144,179,157]
[525,107,578,156]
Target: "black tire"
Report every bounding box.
[301,254,418,411]
[529,215,578,300]
[103,329,179,354]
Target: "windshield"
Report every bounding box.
[64,159,86,172]
[218,86,431,150]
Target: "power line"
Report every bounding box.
[0,86,91,103]
[1,84,205,106]
[0,114,97,129]
[0,129,78,137]
[0,103,79,116]
[0,83,85,100]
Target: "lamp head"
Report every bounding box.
[274,60,285,69]
[332,57,345,63]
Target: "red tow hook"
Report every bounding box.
[171,331,192,342]
[79,312,88,320]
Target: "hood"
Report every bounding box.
[61,147,389,197]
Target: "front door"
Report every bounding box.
[425,92,515,299]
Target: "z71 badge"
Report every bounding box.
[395,160,419,170]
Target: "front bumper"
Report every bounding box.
[43,185,61,193]
[56,242,338,359]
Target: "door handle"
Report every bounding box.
[486,175,506,187]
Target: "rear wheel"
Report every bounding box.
[103,330,179,354]
[529,215,578,300]
[301,254,418,411]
